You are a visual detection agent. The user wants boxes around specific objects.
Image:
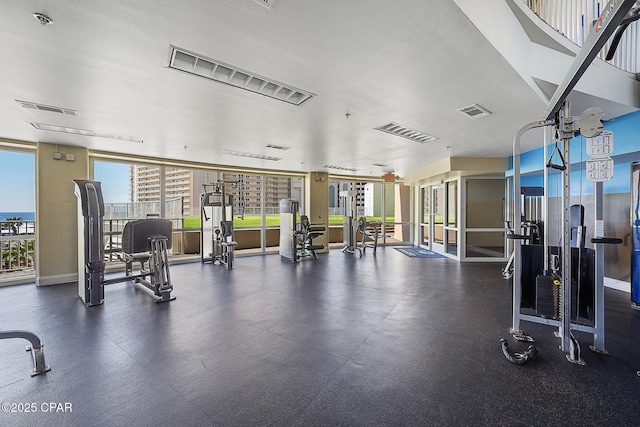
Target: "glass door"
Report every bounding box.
[420,187,430,248]
[431,185,445,253]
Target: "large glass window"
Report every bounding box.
[222,173,263,227]
[95,161,162,261]
[0,150,35,279]
[94,159,305,257]
[328,178,412,248]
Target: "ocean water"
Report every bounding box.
[0,212,35,221]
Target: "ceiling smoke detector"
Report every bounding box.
[33,13,53,26]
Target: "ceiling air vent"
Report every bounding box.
[168,46,314,106]
[374,122,438,144]
[265,144,291,150]
[456,104,492,119]
[253,0,278,9]
[17,100,78,116]
[372,163,389,167]
[323,164,359,172]
[221,149,281,161]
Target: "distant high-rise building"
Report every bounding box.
[130,165,217,215]
[130,166,302,217]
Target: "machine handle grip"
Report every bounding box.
[506,233,528,240]
[591,237,623,244]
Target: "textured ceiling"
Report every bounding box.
[0,0,560,176]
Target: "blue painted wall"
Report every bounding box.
[509,109,640,196]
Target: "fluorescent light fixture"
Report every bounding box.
[17,99,78,116]
[374,122,438,144]
[29,122,144,143]
[456,104,492,119]
[168,46,315,106]
[323,164,359,172]
[221,149,281,161]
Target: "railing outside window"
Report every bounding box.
[525,0,639,73]
[0,220,36,275]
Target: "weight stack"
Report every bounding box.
[536,275,559,319]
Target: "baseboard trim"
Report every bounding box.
[36,273,77,287]
[604,277,629,293]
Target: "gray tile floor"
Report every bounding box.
[1,247,639,426]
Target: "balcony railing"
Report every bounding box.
[0,220,36,275]
[525,0,639,73]
[103,217,186,262]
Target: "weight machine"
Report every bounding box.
[200,182,237,269]
[504,0,636,366]
[74,179,176,306]
[279,198,325,262]
[340,189,362,256]
[509,106,622,365]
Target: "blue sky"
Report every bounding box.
[93,161,130,203]
[0,151,35,211]
[0,152,131,211]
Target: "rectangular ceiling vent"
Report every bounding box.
[253,0,278,9]
[168,46,314,106]
[265,144,291,150]
[372,163,389,167]
[323,164,359,172]
[17,100,78,116]
[456,104,492,119]
[222,149,281,161]
[374,122,438,144]
[30,122,144,143]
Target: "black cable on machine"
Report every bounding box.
[546,140,567,171]
[500,338,538,365]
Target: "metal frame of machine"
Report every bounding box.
[200,181,237,269]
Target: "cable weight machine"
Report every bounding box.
[509,104,622,365]
[503,0,635,366]
[200,181,237,269]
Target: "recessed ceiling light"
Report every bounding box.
[221,149,281,161]
[29,122,144,143]
[374,122,438,144]
[456,104,492,119]
[168,46,314,106]
[17,99,78,116]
